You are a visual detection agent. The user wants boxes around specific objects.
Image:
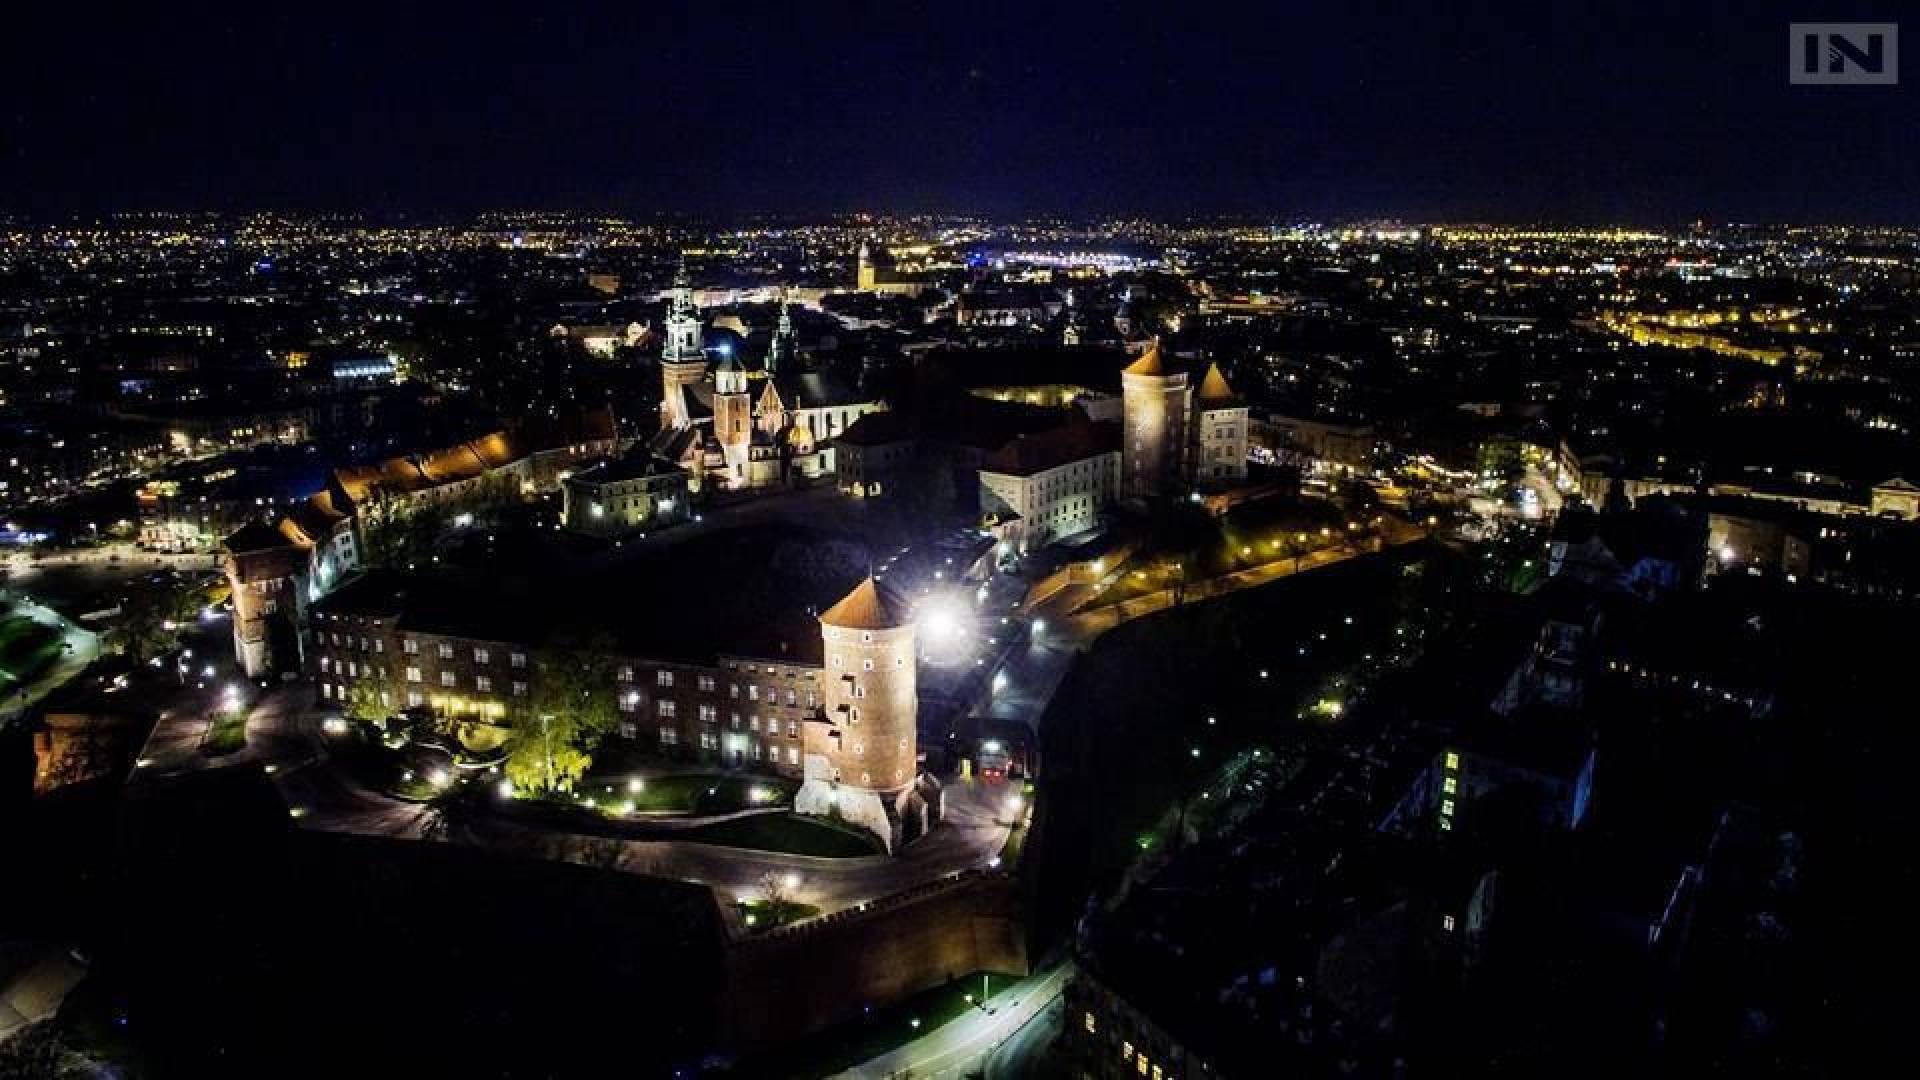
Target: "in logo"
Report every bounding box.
[1790,23,1898,84]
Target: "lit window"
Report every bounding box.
[1084,1012,1096,1033]
[1445,751,1460,770]
[1443,776,1457,794]
[473,648,489,665]
[1442,914,1457,932]
[657,670,675,688]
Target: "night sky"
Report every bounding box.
[3,1,1914,222]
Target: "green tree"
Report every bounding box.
[503,715,593,795]
[108,586,175,663]
[343,676,387,722]
[502,636,620,796]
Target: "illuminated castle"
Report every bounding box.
[795,577,940,852]
[1120,338,1250,500]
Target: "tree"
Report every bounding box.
[525,636,620,744]
[343,676,387,722]
[759,870,793,924]
[0,1021,90,1079]
[503,715,592,795]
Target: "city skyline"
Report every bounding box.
[3,1,1914,223]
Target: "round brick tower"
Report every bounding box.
[796,576,938,851]
[1121,338,1189,500]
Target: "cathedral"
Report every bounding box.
[651,267,882,493]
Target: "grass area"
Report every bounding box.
[578,772,797,816]
[0,611,65,688]
[685,812,881,858]
[762,971,1019,1078]
[201,708,249,756]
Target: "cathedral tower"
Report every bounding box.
[712,349,753,483]
[659,264,708,430]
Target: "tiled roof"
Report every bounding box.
[819,576,907,630]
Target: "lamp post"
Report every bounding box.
[540,712,555,793]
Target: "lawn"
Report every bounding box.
[685,813,881,858]
[578,772,797,816]
[0,611,64,689]
[201,709,249,756]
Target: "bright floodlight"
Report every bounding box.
[919,597,966,641]
[784,873,802,890]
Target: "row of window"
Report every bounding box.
[399,640,527,668]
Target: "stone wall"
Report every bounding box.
[718,869,1029,1052]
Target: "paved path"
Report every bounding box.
[450,777,1011,919]
[1061,521,1426,644]
[149,678,1018,921]
[830,962,1073,1080]
[0,596,99,725]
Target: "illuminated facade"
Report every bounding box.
[653,279,881,492]
[1119,340,1248,499]
[795,577,939,852]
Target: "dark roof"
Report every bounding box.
[979,417,1119,477]
[223,519,298,554]
[771,370,865,408]
[919,343,1129,394]
[567,452,687,486]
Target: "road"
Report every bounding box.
[830,962,1073,1080]
[446,775,1012,919]
[986,993,1065,1080]
[1061,519,1427,643]
[0,594,100,725]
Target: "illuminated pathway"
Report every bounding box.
[828,961,1073,1080]
[1061,519,1428,644]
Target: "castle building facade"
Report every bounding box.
[652,273,882,493]
[1119,339,1249,500]
[307,571,940,852]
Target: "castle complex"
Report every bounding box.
[304,569,940,852]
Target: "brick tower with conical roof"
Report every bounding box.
[1120,337,1189,500]
[795,576,940,852]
